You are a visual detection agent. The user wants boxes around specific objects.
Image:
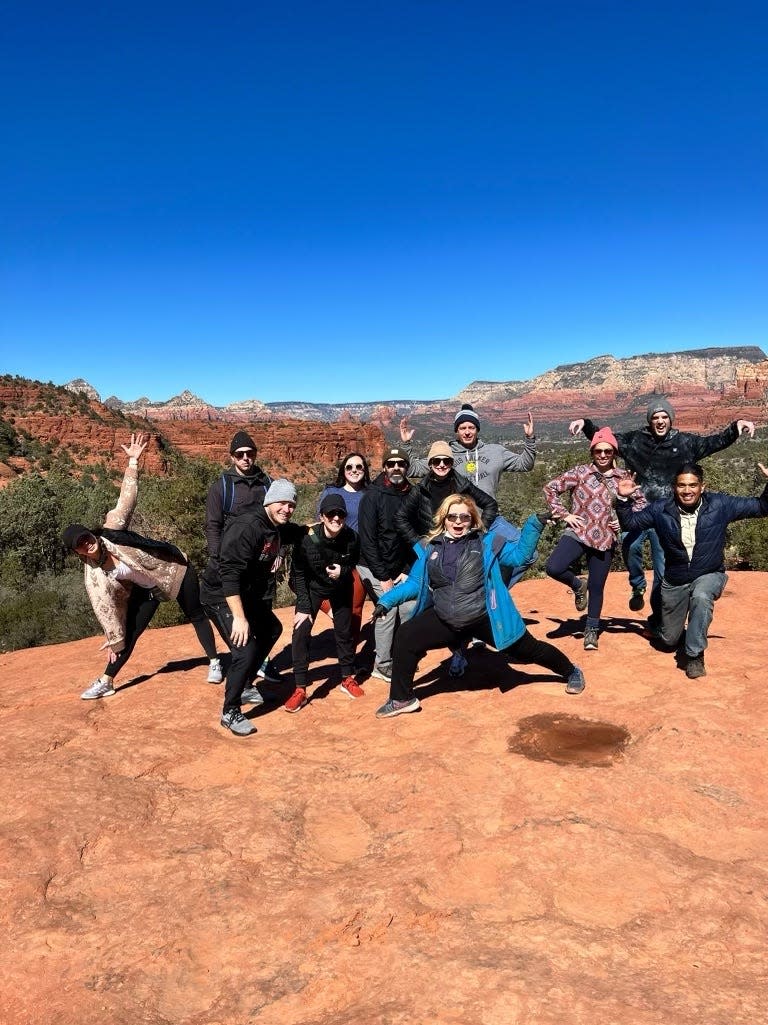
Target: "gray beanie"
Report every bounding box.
[646,397,675,425]
[263,478,297,505]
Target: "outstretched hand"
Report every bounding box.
[399,417,414,443]
[523,411,535,438]
[737,419,756,438]
[616,473,639,498]
[121,432,149,461]
[569,419,585,436]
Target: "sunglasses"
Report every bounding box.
[323,510,347,520]
[592,448,614,455]
[445,512,472,524]
[345,463,365,471]
[234,449,255,458]
[429,457,453,467]
[385,459,407,468]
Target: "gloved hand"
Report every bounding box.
[371,603,388,622]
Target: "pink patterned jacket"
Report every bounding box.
[544,464,647,551]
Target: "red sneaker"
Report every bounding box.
[340,676,365,699]
[284,687,307,713]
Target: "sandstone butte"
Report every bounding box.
[2,571,766,1025]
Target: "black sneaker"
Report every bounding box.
[583,627,599,651]
[685,654,706,679]
[628,588,646,612]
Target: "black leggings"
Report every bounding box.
[545,535,614,626]
[389,609,574,702]
[104,564,217,678]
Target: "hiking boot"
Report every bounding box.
[685,654,706,679]
[81,678,116,700]
[241,686,265,706]
[207,658,224,684]
[628,587,646,612]
[573,579,588,612]
[448,650,469,678]
[284,687,308,713]
[257,659,281,682]
[375,697,421,718]
[565,666,586,695]
[340,676,365,699]
[370,666,392,684]
[220,709,255,736]
[583,627,599,651]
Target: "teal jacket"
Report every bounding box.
[378,514,544,650]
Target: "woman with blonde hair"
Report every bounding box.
[371,494,586,717]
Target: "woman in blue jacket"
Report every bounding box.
[372,494,586,717]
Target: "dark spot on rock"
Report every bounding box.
[507,713,631,767]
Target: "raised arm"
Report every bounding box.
[104,432,148,529]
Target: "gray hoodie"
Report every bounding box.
[406,435,536,498]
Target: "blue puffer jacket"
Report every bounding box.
[377,514,544,650]
[617,485,768,584]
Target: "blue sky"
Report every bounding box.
[2,1,766,405]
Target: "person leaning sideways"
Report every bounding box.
[569,399,755,631]
[211,479,308,736]
[315,451,371,647]
[63,433,220,700]
[615,461,768,679]
[372,495,586,718]
[356,447,418,684]
[544,427,646,651]
[202,430,275,683]
[284,493,363,713]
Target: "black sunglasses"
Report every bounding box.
[345,463,365,471]
[429,457,453,467]
[385,459,407,468]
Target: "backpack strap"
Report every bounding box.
[221,475,236,517]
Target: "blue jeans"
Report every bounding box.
[660,573,727,656]
[621,527,665,620]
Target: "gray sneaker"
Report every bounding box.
[207,658,224,684]
[565,666,586,695]
[573,579,588,612]
[220,709,256,736]
[375,697,420,718]
[241,686,264,706]
[583,628,599,651]
[81,678,116,700]
[370,666,392,684]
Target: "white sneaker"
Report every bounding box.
[256,659,281,682]
[81,678,116,700]
[207,658,224,684]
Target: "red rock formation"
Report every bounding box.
[2,571,767,1023]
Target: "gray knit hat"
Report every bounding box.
[263,478,297,505]
[646,397,675,425]
[454,403,480,431]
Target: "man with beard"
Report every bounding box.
[570,399,755,632]
[357,447,418,684]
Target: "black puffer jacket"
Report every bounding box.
[357,473,416,580]
[394,472,498,545]
[214,506,307,601]
[617,485,768,584]
[582,419,740,502]
[292,524,360,613]
[427,532,487,628]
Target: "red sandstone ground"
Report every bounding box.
[2,572,766,1025]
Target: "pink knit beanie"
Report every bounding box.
[590,427,619,452]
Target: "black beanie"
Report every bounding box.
[454,404,480,431]
[230,431,257,455]
[62,523,95,551]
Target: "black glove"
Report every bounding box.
[371,603,388,622]
[536,511,553,526]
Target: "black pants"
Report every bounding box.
[104,564,217,678]
[545,535,614,626]
[389,609,574,702]
[292,585,355,688]
[204,596,282,712]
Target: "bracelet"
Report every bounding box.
[128,458,139,468]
